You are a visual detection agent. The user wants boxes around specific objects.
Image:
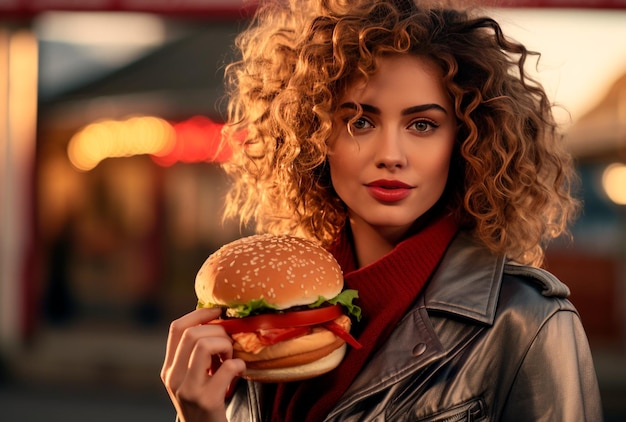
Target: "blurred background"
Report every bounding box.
[1,0,625,420]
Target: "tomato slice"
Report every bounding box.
[323,321,363,349]
[212,304,344,334]
[257,326,311,346]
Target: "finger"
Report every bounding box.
[175,357,246,421]
[167,324,231,391]
[172,337,243,412]
[211,358,246,398]
[186,339,246,402]
[209,355,221,377]
[185,335,236,386]
[163,308,222,373]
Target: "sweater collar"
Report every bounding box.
[332,223,505,325]
[330,212,459,332]
[331,213,459,284]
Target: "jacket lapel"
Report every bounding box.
[328,232,505,418]
[424,231,505,325]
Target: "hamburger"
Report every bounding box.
[195,234,362,383]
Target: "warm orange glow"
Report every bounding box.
[1,28,38,346]
[8,30,38,149]
[67,116,175,171]
[602,163,626,206]
[0,31,7,138]
[67,115,231,171]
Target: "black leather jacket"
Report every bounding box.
[226,232,603,421]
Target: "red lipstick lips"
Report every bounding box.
[365,179,413,202]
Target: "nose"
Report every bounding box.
[375,129,407,169]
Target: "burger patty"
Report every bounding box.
[240,337,345,370]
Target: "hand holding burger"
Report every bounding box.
[195,234,362,383]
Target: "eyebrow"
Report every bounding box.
[338,102,448,115]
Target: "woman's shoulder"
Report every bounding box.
[502,262,570,300]
[497,262,578,323]
[425,231,577,324]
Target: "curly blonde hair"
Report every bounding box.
[221,0,579,266]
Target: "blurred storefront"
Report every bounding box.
[32,18,252,331]
[1,0,626,420]
[553,73,626,351]
[0,0,257,401]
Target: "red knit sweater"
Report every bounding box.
[270,213,458,421]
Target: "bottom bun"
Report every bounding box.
[243,344,347,383]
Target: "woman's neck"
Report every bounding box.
[346,205,447,268]
[347,215,408,268]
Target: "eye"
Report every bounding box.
[349,117,373,131]
[410,119,439,133]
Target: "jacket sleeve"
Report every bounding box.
[501,308,603,421]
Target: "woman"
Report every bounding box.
[161,0,602,420]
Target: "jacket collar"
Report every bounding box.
[327,231,504,419]
[326,232,575,420]
[423,231,506,326]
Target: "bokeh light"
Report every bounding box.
[67,116,175,171]
[602,162,626,205]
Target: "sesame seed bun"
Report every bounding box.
[195,234,344,309]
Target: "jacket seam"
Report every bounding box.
[499,306,578,418]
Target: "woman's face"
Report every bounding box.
[328,55,456,241]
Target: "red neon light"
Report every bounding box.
[151,116,231,166]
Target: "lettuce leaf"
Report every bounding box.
[308,289,361,321]
[197,289,361,321]
[197,298,278,318]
